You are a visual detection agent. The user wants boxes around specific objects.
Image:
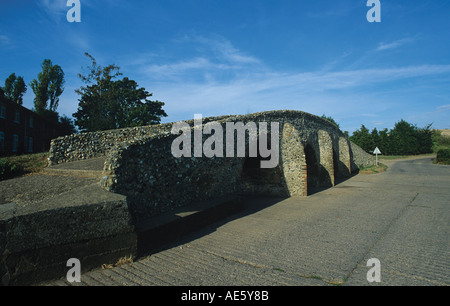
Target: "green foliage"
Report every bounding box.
[3,73,27,105]
[349,120,433,155]
[57,115,77,136]
[436,148,450,165]
[73,53,167,132]
[30,59,65,114]
[432,130,450,152]
[321,114,340,128]
[0,159,23,181]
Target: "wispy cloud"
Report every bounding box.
[146,64,450,123]
[137,36,262,80]
[193,36,260,65]
[377,38,415,51]
[0,35,11,46]
[123,36,450,130]
[437,104,450,112]
[36,0,68,21]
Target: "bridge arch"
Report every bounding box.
[49,110,358,221]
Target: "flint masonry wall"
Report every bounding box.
[49,110,368,223]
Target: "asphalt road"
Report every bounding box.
[47,156,449,286]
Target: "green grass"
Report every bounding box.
[359,163,388,174]
[379,153,435,160]
[0,152,49,180]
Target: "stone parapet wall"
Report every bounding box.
[48,110,367,221]
[94,110,352,221]
[48,115,233,166]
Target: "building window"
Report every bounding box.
[0,104,5,119]
[0,132,4,152]
[28,137,33,153]
[14,110,20,123]
[29,116,34,128]
[12,134,19,153]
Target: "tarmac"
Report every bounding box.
[38,155,449,286]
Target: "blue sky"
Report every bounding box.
[1,0,449,133]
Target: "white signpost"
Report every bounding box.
[373,147,381,165]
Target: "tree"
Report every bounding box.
[321,114,340,128]
[73,53,167,132]
[349,124,372,152]
[30,59,65,114]
[350,120,433,156]
[378,128,391,154]
[3,73,27,105]
[390,119,418,155]
[416,123,433,154]
[57,115,77,137]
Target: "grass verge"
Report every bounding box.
[0,152,50,180]
[359,163,388,174]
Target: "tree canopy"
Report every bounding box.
[3,73,27,105]
[73,53,167,132]
[30,59,65,114]
[349,120,433,155]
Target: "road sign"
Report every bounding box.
[373,147,381,165]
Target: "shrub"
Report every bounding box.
[0,159,23,181]
[436,148,450,165]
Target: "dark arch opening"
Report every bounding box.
[305,143,319,195]
[333,149,339,185]
[241,153,285,196]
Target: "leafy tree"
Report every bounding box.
[57,115,77,137]
[73,53,167,132]
[349,124,372,152]
[321,114,340,128]
[390,120,418,155]
[30,59,65,114]
[3,74,16,99]
[3,73,27,105]
[350,120,433,155]
[378,128,391,154]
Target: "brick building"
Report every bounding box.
[0,96,58,156]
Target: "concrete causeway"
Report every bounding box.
[41,155,449,286]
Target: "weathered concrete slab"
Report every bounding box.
[0,183,136,286]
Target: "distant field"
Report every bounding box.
[439,129,450,137]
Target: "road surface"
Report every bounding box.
[45,156,449,286]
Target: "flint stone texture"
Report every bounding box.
[0,110,375,285]
[49,110,373,222]
[349,141,376,171]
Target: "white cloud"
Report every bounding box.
[377,38,414,51]
[136,36,262,81]
[120,35,450,130]
[36,0,68,17]
[0,35,10,45]
[145,64,450,130]
[195,36,260,64]
[437,104,450,112]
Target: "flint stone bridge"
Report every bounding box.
[1,110,373,285]
[50,110,369,221]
